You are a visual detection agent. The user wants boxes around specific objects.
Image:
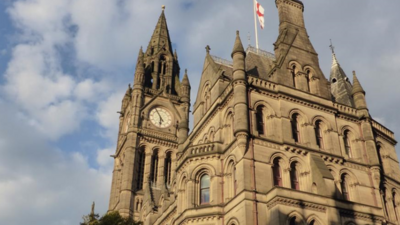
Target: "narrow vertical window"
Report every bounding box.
[164,152,172,186]
[291,64,297,88]
[306,69,311,92]
[291,113,300,143]
[341,174,350,200]
[256,106,265,135]
[273,158,282,187]
[393,191,399,221]
[233,166,237,195]
[289,217,296,225]
[290,162,300,190]
[315,120,324,149]
[343,130,352,158]
[136,147,146,190]
[150,150,159,186]
[200,174,210,204]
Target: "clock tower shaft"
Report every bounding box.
[108,7,191,222]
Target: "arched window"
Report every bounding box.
[164,152,172,186]
[309,220,315,225]
[393,191,399,221]
[341,174,350,200]
[136,147,146,190]
[343,130,352,158]
[200,174,210,204]
[315,120,324,149]
[290,162,300,190]
[306,69,311,92]
[150,150,159,186]
[291,64,297,88]
[291,113,301,143]
[256,106,265,135]
[225,112,234,144]
[273,158,282,187]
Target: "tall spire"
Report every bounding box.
[329,44,354,107]
[146,6,173,55]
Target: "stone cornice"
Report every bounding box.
[267,197,326,212]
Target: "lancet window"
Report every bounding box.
[291,113,301,143]
[136,146,146,190]
[164,152,172,186]
[256,105,265,135]
[290,162,300,190]
[150,150,159,186]
[341,173,350,200]
[273,158,282,187]
[343,130,352,158]
[315,120,324,149]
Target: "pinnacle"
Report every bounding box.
[182,69,190,86]
[351,71,365,95]
[231,30,245,58]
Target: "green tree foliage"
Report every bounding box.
[81,210,142,225]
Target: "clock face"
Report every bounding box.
[149,108,172,128]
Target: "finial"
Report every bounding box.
[247,32,251,47]
[128,84,131,89]
[236,30,240,36]
[352,70,356,76]
[329,39,335,54]
[185,69,187,74]
[205,45,211,54]
[90,202,95,215]
[162,5,165,11]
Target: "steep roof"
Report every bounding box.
[146,8,173,55]
[329,52,354,107]
[351,71,365,95]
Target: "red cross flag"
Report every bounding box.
[255,0,265,29]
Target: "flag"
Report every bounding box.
[255,0,265,29]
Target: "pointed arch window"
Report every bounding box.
[291,113,301,143]
[164,152,172,186]
[290,162,300,190]
[273,158,282,187]
[256,105,265,135]
[343,130,352,158]
[136,147,146,190]
[341,173,350,200]
[306,69,311,92]
[315,120,324,149]
[200,174,210,204]
[150,150,159,186]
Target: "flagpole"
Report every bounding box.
[253,0,259,52]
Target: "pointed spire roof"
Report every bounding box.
[231,31,246,58]
[147,6,173,54]
[329,44,354,107]
[135,47,144,72]
[182,69,190,86]
[351,71,365,95]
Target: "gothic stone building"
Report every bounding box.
[108,1,400,225]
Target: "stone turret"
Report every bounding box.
[178,69,190,144]
[352,71,369,117]
[133,47,145,89]
[272,0,331,99]
[231,31,249,151]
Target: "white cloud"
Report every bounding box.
[0,102,111,225]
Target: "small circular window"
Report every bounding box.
[332,78,337,83]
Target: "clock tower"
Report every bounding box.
[108,7,191,223]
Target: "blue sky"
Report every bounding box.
[0,1,400,225]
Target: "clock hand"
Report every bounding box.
[155,109,164,124]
